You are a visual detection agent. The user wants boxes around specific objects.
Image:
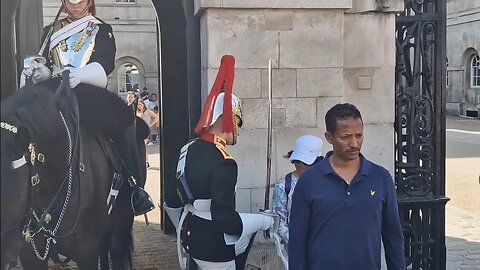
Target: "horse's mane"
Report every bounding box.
[1,79,136,142]
[1,81,65,142]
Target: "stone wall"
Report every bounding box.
[196,0,403,216]
[446,0,480,116]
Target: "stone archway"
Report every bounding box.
[114,56,147,98]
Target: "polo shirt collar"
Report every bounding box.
[321,151,372,177]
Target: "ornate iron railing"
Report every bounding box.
[395,0,449,269]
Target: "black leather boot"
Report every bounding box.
[128,177,155,216]
[114,126,155,216]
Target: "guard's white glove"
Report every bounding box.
[19,59,51,88]
[259,213,275,231]
[68,62,107,89]
[261,210,280,233]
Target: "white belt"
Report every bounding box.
[163,200,212,270]
[185,199,213,220]
[164,200,275,268]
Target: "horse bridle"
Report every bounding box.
[0,122,45,237]
[1,117,81,261]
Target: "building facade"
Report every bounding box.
[446,0,480,118]
[42,0,160,99]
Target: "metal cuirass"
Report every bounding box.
[50,22,99,70]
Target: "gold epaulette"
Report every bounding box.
[216,144,233,160]
[212,136,233,160]
[200,133,234,160]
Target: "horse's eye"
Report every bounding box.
[11,155,27,169]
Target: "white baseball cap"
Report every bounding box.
[289,135,324,165]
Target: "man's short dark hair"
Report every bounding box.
[325,103,363,134]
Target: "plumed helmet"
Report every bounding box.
[210,92,243,129]
[194,55,243,135]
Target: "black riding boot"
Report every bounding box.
[114,126,155,216]
[128,177,155,216]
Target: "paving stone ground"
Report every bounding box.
[446,206,480,270]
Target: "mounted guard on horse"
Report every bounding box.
[20,0,155,216]
[1,0,154,268]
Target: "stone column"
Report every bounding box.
[195,0,403,214]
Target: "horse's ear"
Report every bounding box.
[15,126,31,152]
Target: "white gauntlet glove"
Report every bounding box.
[261,210,280,233]
[68,62,107,89]
[259,213,275,231]
[20,56,51,88]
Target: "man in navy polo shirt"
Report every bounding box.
[288,103,405,270]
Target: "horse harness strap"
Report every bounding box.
[0,122,46,171]
[0,123,45,191]
[0,124,46,238]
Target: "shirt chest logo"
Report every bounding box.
[370,190,376,196]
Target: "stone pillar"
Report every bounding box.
[195,0,403,215]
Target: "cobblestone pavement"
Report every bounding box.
[446,206,480,270]
[130,144,178,269]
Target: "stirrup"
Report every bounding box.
[131,186,155,216]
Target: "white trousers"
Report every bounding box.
[193,258,236,270]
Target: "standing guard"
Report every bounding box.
[166,55,278,270]
[19,0,154,216]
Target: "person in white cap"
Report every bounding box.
[271,135,324,258]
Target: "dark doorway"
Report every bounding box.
[151,0,201,234]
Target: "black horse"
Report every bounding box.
[0,79,149,269]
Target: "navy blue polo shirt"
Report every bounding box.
[288,152,405,270]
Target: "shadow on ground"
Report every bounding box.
[445,236,480,269]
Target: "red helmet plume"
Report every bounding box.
[194,55,237,135]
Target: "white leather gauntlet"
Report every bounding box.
[261,210,279,233]
[69,62,107,88]
[20,58,51,88]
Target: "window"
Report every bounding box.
[118,63,140,94]
[115,0,136,4]
[471,55,480,88]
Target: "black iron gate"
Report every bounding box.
[395,0,449,269]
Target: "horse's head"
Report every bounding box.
[1,82,66,269]
[0,123,32,269]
